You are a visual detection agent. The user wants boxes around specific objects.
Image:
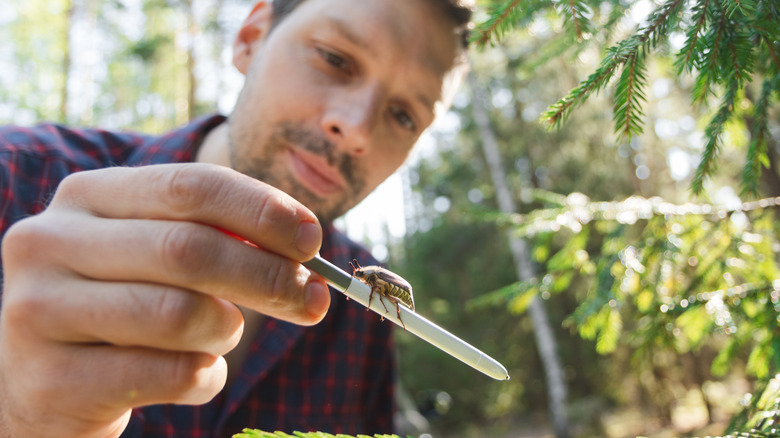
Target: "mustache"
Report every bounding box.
[279,123,358,186]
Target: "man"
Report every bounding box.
[0,0,472,436]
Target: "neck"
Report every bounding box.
[196,121,231,166]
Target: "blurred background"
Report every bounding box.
[2,0,779,436]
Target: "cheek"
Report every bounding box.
[243,54,322,116]
[369,145,410,176]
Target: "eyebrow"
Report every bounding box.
[323,15,371,51]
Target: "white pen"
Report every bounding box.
[303,255,510,381]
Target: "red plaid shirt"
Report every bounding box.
[0,116,396,437]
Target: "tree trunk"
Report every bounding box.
[468,72,570,438]
[60,0,74,122]
[183,0,197,121]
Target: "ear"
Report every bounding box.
[233,1,274,75]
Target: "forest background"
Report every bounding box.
[1,0,779,437]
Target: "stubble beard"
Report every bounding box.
[228,120,366,225]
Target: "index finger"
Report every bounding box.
[49,163,322,261]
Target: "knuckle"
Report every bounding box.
[162,165,212,215]
[152,289,202,340]
[157,223,212,276]
[262,258,299,307]
[251,188,301,237]
[50,171,89,204]
[167,353,201,396]
[201,299,243,355]
[1,218,44,263]
[251,191,279,230]
[1,284,49,331]
[167,353,224,403]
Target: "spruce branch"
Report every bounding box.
[473,0,780,194]
[691,1,729,105]
[566,0,584,40]
[675,0,711,74]
[544,0,684,133]
[542,44,626,129]
[637,0,686,49]
[691,81,739,195]
[723,20,755,86]
[554,0,592,41]
[765,41,780,73]
[751,2,780,72]
[724,0,757,17]
[472,0,524,47]
[613,50,648,139]
[741,77,776,196]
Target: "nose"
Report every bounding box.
[321,85,384,156]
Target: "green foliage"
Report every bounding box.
[542,0,685,137]
[2,0,72,121]
[474,0,780,196]
[394,220,572,434]
[472,0,527,47]
[613,47,648,139]
[743,76,778,195]
[127,35,170,62]
[691,82,736,195]
[725,375,780,435]
[232,430,401,438]
[488,191,780,379]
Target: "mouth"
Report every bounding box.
[286,146,346,197]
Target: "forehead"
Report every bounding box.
[283,0,461,79]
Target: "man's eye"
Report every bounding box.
[316,47,349,70]
[390,106,416,132]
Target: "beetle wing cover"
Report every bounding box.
[375,269,413,291]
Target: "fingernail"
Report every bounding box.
[295,221,321,256]
[304,280,331,320]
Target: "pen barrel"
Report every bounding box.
[344,277,509,381]
[303,256,509,380]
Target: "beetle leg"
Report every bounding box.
[367,285,375,310]
[379,293,390,314]
[368,287,384,320]
[368,284,390,313]
[395,302,406,331]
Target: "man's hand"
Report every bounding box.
[0,163,330,437]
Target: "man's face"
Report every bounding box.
[227,0,462,224]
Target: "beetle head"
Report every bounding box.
[349,259,363,275]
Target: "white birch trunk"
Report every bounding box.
[467,73,570,438]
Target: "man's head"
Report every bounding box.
[225,0,474,224]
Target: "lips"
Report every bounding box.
[286,147,346,197]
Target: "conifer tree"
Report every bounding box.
[473,0,780,196]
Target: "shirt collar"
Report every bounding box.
[125,114,227,166]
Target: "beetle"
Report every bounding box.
[349,259,415,330]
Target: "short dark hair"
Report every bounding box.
[270,0,474,49]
